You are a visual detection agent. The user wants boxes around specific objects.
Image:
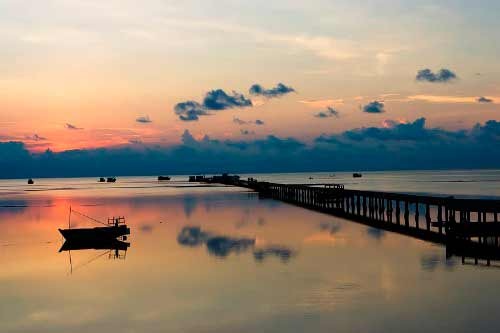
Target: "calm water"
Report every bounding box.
[0,170,499,332]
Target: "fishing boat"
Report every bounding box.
[158,176,171,181]
[353,173,363,178]
[27,178,34,184]
[59,208,130,242]
[106,177,117,183]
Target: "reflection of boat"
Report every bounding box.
[353,173,362,178]
[58,208,130,242]
[59,238,130,252]
[27,178,34,184]
[106,177,117,183]
[158,176,171,181]
[60,233,130,275]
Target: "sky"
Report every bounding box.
[0,0,499,175]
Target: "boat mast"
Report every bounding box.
[68,206,72,229]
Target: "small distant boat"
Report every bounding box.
[106,177,116,183]
[98,177,106,182]
[353,173,362,178]
[27,178,34,184]
[59,208,130,242]
[158,176,171,181]
[309,176,314,180]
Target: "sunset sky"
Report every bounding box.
[1,0,499,152]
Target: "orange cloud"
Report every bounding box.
[298,99,344,108]
[407,95,498,104]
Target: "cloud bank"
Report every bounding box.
[1,118,498,178]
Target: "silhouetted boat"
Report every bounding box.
[59,225,130,241]
[158,176,171,181]
[98,177,106,182]
[27,178,34,184]
[353,173,362,178]
[58,208,130,242]
[106,177,116,183]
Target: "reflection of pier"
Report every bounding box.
[202,175,500,266]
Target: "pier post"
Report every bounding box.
[380,197,384,221]
[438,205,443,234]
[363,196,367,217]
[387,199,393,222]
[425,203,431,231]
[369,197,373,219]
[495,212,498,247]
[346,195,350,214]
[404,201,409,227]
[396,200,401,225]
[478,211,482,244]
[415,202,420,229]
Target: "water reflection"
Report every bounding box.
[59,239,130,275]
[420,252,456,272]
[177,226,295,262]
[139,224,154,233]
[366,227,386,240]
[183,196,197,218]
[319,221,342,234]
[1,182,500,332]
[206,236,255,257]
[253,246,295,262]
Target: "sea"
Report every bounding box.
[0,170,499,333]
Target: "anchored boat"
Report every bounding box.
[59,208,130,242]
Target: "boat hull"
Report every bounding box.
[59,225,130,241]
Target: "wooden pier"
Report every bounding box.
[201,175,500,264]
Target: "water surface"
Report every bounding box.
[0,171,499,332]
